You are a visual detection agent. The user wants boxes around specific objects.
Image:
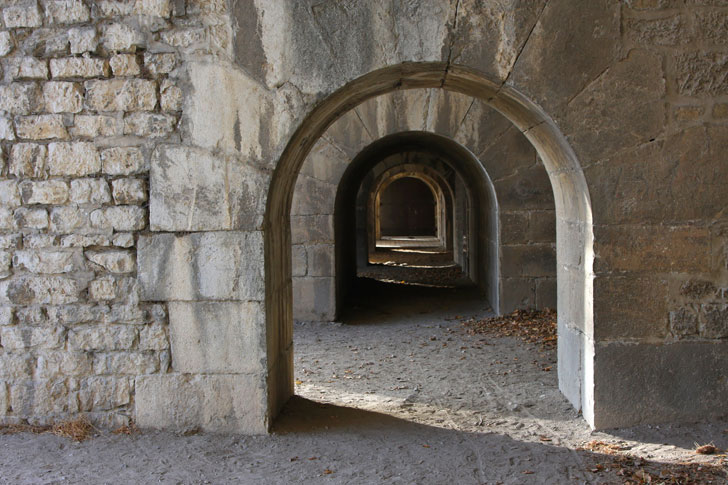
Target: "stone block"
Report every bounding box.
[625,14,689,46]
[96,1,134,17]
[111,178,146,204]
[13,250,75,274]
[19,180,69,205]
[49,206,94,233]
[169,301,264,374]
[674,51,728,97]
[68,326,136,351]
[670,307,698,337]
[143,53,176,76]
[0,354,34,378]
[134,374,267,433]
[68,27,97,54]
[150,145,267,232]
[123,112,175,137]
[78,377,131,411]
[112,233,134,248]
[2,275,79,305]
[10,379,79,416]
[23,234,57,248]
[14,208,49,230]
[71,115,117,138]
[138,231,264,302]
[89,276,116,301]
[0,83,41,115]
[0,209,16,231]
[133,0,171,17]
[42,0,91,24]
[90,206,146,231]
[43,82,83,113]
[291,245,307,277]
[594,276,669,339]
[3,4,43,28]
[0,116,15,140]
[500,212,529,245]
[46,304,108,326]
[109,54,140,76]
[102,22,145,52]
[138,324,167,351]
[595,225,710,274]
[48,142,100,176]
[8,56,49,80]
[291,215,333,245]
[500,278,536,313]
[85,79,157,112]
[0,251,10,278]
[700,304,728,338]
[306,244,333,277]
[0,181,21,208]
[0,235,21,250]
[101,146,146,175]
[50,58,110,79]
[60,234,110,248]
[500,244,555,278]
[15,115,68,140]
[0,31,13,57]
[0,326,65,350]
[0,307,13,325]
[93,352,160,375]
[535,278,557,309]
[86,249,135,274]
[291,176,336,216]
[160,79,182,112]
[293,277,335,321]
[36,351,92,378]
[70,178,111,204]
[593,341,728,428]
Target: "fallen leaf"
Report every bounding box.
[323,469,333,475]
[696,444,717,455]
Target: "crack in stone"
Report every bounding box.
[500,0,549,90]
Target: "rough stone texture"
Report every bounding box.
[0,0,725,434]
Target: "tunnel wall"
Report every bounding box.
[0,0,726,432]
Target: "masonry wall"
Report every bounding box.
[0,0,726,432]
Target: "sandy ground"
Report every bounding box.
[0,281,726,484]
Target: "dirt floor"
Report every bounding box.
[0,280,726,484]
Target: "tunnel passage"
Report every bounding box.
[378,176,438,238]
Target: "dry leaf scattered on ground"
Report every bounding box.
[464,308,557,349]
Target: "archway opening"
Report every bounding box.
[378,176,438,239]
[266,63,594,429]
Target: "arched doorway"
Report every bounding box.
[265,63,594,427]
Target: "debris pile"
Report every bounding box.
[464,308,557,349]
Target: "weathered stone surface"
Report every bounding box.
[0,31,14,57]
[3,4,43,28]
[291,176,336,216]
[293,277,335,321]
[150,145,267,231]
[86,250,135,274]
[0,354,35,378]
[93,352,159,375]
[674,51,728,96]
[78,377,131,411]
[160,79,182,112]
[0,83,40,115]
[71,115,117,138]
[47,142,100,176]
[593,341,728,428]
[101,22,146,52]
[595,225,710,274]
[168,301,264,374]
[111,178,146,204]
[112,233,134,248]
[90,206,145,231]
[2,275,78,305]
[500,245,555,278]
[7,56,49,80]
[96,0,134,17]
[0,326,64,350]
[19,180,69,205]
[0,307,13,326]
[135,374,267,433]
[138,231,264,301]
[123,112,174,137]
[23,234,57,248]
[85,79,157,112]
[670,307,698,337]
[10,379,79,416]
[42,0,91,24]
[0,181,21,208]
[50,58,109,79]
[36,351,92,378]
[13,250,75,273]
[68,326,136,351]
[109,53,140,76]
[625,14,689,46]
[133,0,171,17]
[89,276,116,301]
[15,115,68,140]
[45,304,108,326]
[60,234,110,248]
[700,304,728,338]
[14,208,49,229]
[291,215,333,245]
[138,324,167,351]
[43,82,83,113]
[143,52,176,75]
[68,27,97,54]
[0,116,15,141]
[101,146,146,175]
[594,276,669,339]
[70,178,111,204]
[49,206,93,233]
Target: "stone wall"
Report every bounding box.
[0,0,726,432]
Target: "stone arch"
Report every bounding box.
[266,63,594,427]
